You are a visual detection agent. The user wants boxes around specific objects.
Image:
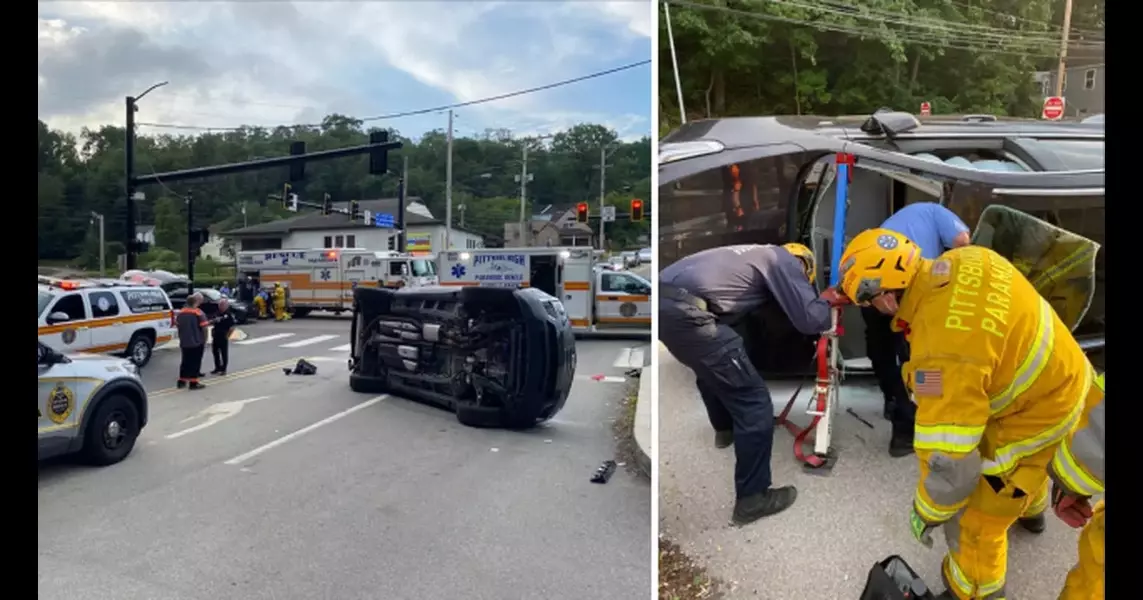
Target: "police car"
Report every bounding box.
[38,341,149,465]
[37,277,177,367]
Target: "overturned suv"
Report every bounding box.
[348,285,577,428]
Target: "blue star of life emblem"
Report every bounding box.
[451,264,466,278]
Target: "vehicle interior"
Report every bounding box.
[661,113,1105,376]
[530,255,559,297]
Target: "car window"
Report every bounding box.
[88,291,121,318]
[1015,139,1104,171]
[601,273,646,294]
[411,260,435,277]
[122,288,171,314]
[47,293,87,322]
[38,291,52,318]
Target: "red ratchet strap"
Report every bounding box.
[776,307,844,468]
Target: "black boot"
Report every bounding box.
[189,381,206,390]
[714,430,734,449]
[1017,513,1046,534]
[176,380,187,389]
[731,486,798,526]
[883,401,896,421]
[889,434,915,458]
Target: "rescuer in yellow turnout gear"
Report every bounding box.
[253,292,267,319]
[1049,372,1105,600]
[837,229,1095,600]
[272,283,290,321]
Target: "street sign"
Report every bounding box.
[919,101,932,117]
[601,205,616,223]
[1042,96,1066,121]
[362,210,372,225]
[375,212,395,228]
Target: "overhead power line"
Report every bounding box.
[137,60,651,133]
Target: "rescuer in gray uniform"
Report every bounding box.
[659,243,844,525]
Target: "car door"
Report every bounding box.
[85,290,125,353]
[848,143,1104,363]
[595,271,652,328]
[39,292,93,352]
[38,344,86,457]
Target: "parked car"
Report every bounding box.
[621,251,639,268]
[348,285,576,429]
[637,247,652,264]
[659,110,1104,374]
[38,341,149,465]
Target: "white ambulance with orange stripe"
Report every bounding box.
[437,248,651,335]
[37,277,177,367]
[235,249,438,316]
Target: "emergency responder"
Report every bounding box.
[253,287,268,319]
[869,202,971,458]
[837,229,1095,600]
[659,243,844,525]
[176,293,210,390]
[1049,372,1105,600]
[272,282,290,321]
[210,298,236,375]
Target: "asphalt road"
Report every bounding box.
[658,344,1089,600]
[39,315,651,600]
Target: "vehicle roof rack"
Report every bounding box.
[961,114,998,122]
[860,109,921,138]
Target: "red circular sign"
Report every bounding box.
[1042,96,1066,120]
[920,102,932,116]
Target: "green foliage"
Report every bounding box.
[659,0,1104,129]
[38,115,651,261]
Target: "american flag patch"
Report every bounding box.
[914,370,944,397]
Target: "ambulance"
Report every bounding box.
[437,247,651,335]
[235,249,437,316]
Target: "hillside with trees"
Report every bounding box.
[658,0,1104,136]
[38,116,651,272]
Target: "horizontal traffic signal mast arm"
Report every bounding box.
[133,140,403,186]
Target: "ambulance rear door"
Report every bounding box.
[594,270,652,330]
[560,249,593,329]
[340,251,369,305]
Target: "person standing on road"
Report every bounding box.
[210,298,236,376]
[866,202,971,458]
[176,293,210,390]
[220,281,231,296]
[272,282,290,321]
[659,243,845,526]
[836,229,1094,600]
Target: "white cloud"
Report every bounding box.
[37,1,651,139]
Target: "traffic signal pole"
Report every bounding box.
[186,190,196,293]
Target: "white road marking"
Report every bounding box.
[613,347,646,369]
[166,396,270,440]
[329,344,352,352]
[306,356,342,362]
[613,348,632,368]
[223,395,389,465]
[281,334,340,348]
[236,333,296,345]
[629,347,646,367]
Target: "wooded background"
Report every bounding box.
[658,0,1104,136]
[38,116,652,271]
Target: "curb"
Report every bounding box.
[633,369,652,477]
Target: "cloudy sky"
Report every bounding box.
[38,1,652,141]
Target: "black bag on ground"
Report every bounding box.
[860,555,936,600]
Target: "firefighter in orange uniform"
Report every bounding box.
[837,229,1095,600]
[1049,372,1105,600]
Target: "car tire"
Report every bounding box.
[455,403,505,428]
[126,332,154,367]
[80,394,140,466]
[349,373,387,394]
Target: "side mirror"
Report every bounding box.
[46,311,71,325]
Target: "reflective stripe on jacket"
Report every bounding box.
[1049,373,1105,497]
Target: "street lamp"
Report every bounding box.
[125,80,169,270]
[89,211,105,276]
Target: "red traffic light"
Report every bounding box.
[630,198,644,222]
[631,199,642,209]
[576,202,589,223]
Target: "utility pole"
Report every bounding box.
[519,142,530,246]
[397,154,409,252]
[459,204,467,228]
[444,109,454,251]
[90,212,105,276]
[1055,0,1074,98]
[124,81,169,270]
[599,146,607,251]
[664,2,687,125]
[185,190,195,293]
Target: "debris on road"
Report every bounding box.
[591,460,617,483]
[846,407,875,429]
[659,534,725,600]
[283,358,318,376]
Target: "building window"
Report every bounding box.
[346,235,356,248]
[1084,68,1097,90]
[324,236,333,248]
[335,235,344,247]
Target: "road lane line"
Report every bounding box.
[223,395,389,465]
[235,333,296,345]
[165,396,271,440]
[149,359,299,397]
[281,334,339,348]
[628,347,646,368]
[329,344,352,352]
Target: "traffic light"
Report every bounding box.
[321,193,332,216]
[281,183,293,210]
[288,193,299,212]
[630,198,644,222]
[576,202,588,223]
[289,141,306,182]
[348,199,359,221]
[369,130,389,175]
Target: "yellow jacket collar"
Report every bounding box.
[891,257,933,332]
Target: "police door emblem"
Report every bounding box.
[619,302,638,317]
[46,383,75,424]
[61,328,77,345]
[876,234,899,250]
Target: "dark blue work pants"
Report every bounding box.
[659,298,775,499]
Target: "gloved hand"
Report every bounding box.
[1051,482,1093,529]
[909,506,940,548]
[820,287,850,306]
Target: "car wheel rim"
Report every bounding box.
[132,342,148,363]
[103,411,128,449]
